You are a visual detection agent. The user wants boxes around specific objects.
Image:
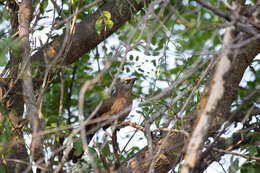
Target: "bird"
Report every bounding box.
[67,77,137,163]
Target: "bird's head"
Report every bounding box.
[113,77,137,97]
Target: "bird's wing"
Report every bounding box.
[95,96,117,117]
[85,96,117,142]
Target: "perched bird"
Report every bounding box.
[67,77,137,163]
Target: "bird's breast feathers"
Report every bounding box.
[111,97,129,112]
[101,96,132,121]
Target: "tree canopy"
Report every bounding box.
[0,0,260,172]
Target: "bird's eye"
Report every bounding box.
[125,80,131,84]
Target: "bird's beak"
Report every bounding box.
[130,77,138,84]
[124,77,137,85]
[120,77,138,85]
[131,77,138,81]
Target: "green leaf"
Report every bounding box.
[102,143,111,156]
[106,19,114,29]
[0,163,8,173]
[0,53,6,66]
[46,116,59,126]
[155,117,160,128]
[103,11,111,20]
[233,158,239,170]
[95,11,114,35]
[95,18,103,35]
[151,59,156,67]
[73,140,84,156]
[151,35,157,45]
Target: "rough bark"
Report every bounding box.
[3,0,32,171]
[112,133,186,173]
[181,26,235,173]
[5,82,29,172]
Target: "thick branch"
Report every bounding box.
[112,133,186,173]
[31,0,149,85]
[181,26,235,173]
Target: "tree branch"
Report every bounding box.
[181,26,235,173]
[112,20,260,173]
[31,0,150,86]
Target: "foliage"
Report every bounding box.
[0,0,259,172]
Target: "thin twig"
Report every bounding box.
[195,0,230,21]
[213,148,260,161]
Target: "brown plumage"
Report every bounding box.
[67,77,137,163]
[85,77,137,142]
